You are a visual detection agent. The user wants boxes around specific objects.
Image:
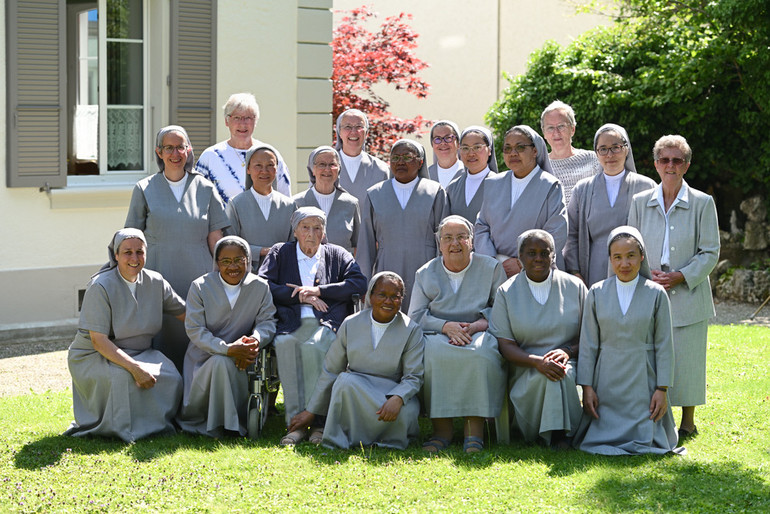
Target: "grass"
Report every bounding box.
[1,325,769,512]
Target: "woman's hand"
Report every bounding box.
[649,389,668,422]
[502,258,522,278]
[543,348,570,368]
[442,321,472,346]
[651,270,685,291]
[288,410,316,432]
[130,361,158,389]
[227,336,260,371]
[287,283,329,312]
[376,395,404,422]
[582,386,599,419]
[535,354,567,381]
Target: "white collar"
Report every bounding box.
[296,241,322,261]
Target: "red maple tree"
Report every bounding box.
[332,6,432,158]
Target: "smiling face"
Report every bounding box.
[654,146,690,191]
[518,237,553,283]
[503,131,538,178]
[595,131,628,176]
[116,237,146,283]
[217,244,248,285]
[610,237,644,283]
[431,124,460,166]
[311,150,340,194]
[439,220,472,272]
[459,133,491,174]
[369,277,403,323]
[294,216,325,257]
[156,130,190,177]
[390,144,422,184]
[339,112,367,157]
[225,107,257,147]
[248,149,277,195]
[542,110,575,154]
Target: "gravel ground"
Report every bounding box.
[1,299,768,398]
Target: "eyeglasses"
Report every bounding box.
[373,292,403,302]
[228,115,255,123]
[544,124,570,134]
[218,256,247,267]
[314,162,340,170]
[596,144,627,156]
[502,144,535,154]
[459,144,488,154]
[341,124,366,132]
[160,144,189,155]
[390,154,419,163]
[432,135,457,145]
[439,234,471,244]
[657,157,686,166]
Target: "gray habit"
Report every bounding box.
[408,255,507,418]
[226,190,297,271]
[177,271,276,437]
[292,188,361,253]
[356,178,450,310]
[573,277,678,455]
[337,150,390,207]
[488,270,587,444]
[445,170,495,226]
[306,310,425,450]
[428,162,463,185]
[66,268,186,442]
[474,168,567,269]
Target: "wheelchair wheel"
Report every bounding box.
[247,395,262,439]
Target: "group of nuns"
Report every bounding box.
[65,96,719,456]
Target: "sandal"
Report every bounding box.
[280,428,307,446]
[308,427,324,445]
[677,425,698,443]
[463,436,484,454]
[422,436,451,453]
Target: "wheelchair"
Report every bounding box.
[245,345,280,439]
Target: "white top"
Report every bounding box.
[656,184,688,267]
[604,170,626,207]
[218,274,242,309]
[392,176,419,209]
[370,315,393,350]
[296,242,321,318]
[250,189,273,220]
[441,254,473,293]
[118,273,138,298]
[165,175,186,203]
[525,269,553,305]
[615,274,639,315]
[436,160,464,189]
[465,166,491,206]
[340,151,364,183]
[511,165,539,208]
[311,187,336,216]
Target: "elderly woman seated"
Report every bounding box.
[66,229,186,442]
[259,206,367,445]
[408,215,507,453]
[288,272,425,450]
[489,229,587,448]
[176,236,276,437]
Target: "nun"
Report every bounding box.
[226,143,298,270]
[125,125,230,370]
[445,125,499,225]
[65,229,186,442]
[427,120,463,188]
[334,109,390,207]
[288,272,425,450]
[408,215,507,453]
[356,139,450,310]
[489,229,587,448]
[563,123,656,287]
[474,125,567,277]
[177,236,276,438]
[292,145,361,253]
[572,226,678,455]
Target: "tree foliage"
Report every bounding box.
[332,6,431,158]
[486,0,770,207]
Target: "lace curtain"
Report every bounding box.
[107,107,143,170]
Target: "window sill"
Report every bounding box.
[48,183,135,210]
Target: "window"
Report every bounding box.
[6,0,216,190]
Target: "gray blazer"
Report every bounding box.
[628,182,720,327]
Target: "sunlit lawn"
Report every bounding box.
[1,325,768,512]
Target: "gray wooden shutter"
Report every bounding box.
[6,0,67,188]
[170,0,216,155]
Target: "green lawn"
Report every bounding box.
[2,325,768,512]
